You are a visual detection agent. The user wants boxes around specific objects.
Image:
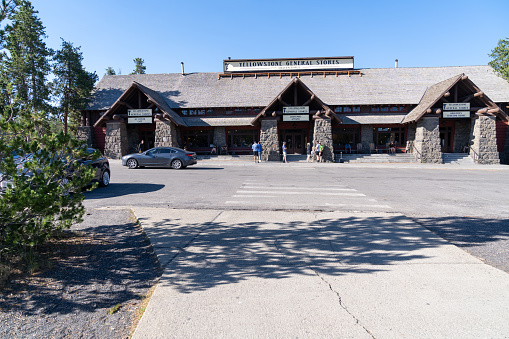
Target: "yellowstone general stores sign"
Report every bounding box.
[223,57,354,73]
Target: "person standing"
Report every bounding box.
[137,139,145,153]
[252,141,259,163]
[315,141,321,162]
[282,141,287,163]
[257,141,263,163]
[319,142,324,162]
[306,142,312,162]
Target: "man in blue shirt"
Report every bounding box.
[257,142,263,162]
[252,141,259,163]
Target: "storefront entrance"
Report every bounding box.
[439,126,453,153]
[280,129,306,154]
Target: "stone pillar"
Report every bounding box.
[453,119,471,153]
[76,126,93,147]
[313,117,334,162]
[104,121,128,159]
[414,116,442,163]
[360,124,373,153]
[155,120,178,147]
[405,123,416,154]
[259,119,279,161]
[470,115,500,164]
[213,127,226,147]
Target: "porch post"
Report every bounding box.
[155,120,178,147]
[213,127,227,148]
[414,116,442,163]
[313,117,334,162]
[470,115,500,164]
[259,119,279,161]
[104,121,128,159]
[360,124,373,154]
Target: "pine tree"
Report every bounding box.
[131,57,146,74]
[2,0,52,126]
[105,66,116,76]
[52,39,98,134]
[489,38,509,82]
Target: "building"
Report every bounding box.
[80,57,509,164]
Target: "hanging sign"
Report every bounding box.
[283,106,309,114]
[128,109,153,124]
[443,103,470,111]
[128,109,152,117]
[443,111,470,118]
[128,117,153,124]
[283,115,309,122]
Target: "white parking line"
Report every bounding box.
[235,190,366,196]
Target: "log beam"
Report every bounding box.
[119,101,133,109]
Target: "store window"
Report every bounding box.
[182,130,213,148]
[374,127,405,146]
[332,127,359,147]
[181,110,188,116]
[227,129,258,148]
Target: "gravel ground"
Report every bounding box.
[412,216,509,273]
[0,208,161,339]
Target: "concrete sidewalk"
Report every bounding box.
[131,208,509,338]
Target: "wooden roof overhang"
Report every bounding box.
[93,81,187,128]
[402,74,509,124]
[251,77,341,125]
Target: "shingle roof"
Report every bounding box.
[402,75,462,124]
[87,66,509,111]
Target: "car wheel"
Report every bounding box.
[127,158,138,169]
[171,159,183,169]
[99,170,110,187]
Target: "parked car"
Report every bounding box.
[122,147,197,169]
[0,148,110,194]
[78,148,110,187]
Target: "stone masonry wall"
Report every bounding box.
[414,117,442,163]
[470,115,500,164]
[104,121,128,159]
[213,127,226,147]
[360,125,373,154]
[405,123,416,154]
[453,119,471,153]
[76,126,93,148]
[313,118,334,162]
[155,121,178,147]
[259,119,279,161]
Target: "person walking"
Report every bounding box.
[306,142,312,162]
[257,141,263,162]
[319,142,324,162]
[252,141,259,163]
[282,141,287,163]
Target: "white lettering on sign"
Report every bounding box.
[282,115,310,122]
[283,106,309,114]
[128,117,152,124]
[443,103,470,111]
[224,57,354,73]
[443,111,470,118]
[128,109,152,117]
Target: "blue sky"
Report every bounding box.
[30,0,509,79]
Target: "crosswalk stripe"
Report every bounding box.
[241,186,356,191]
[235,190,366,196]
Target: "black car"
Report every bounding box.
[79,148,110,187]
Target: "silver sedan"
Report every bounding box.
[121,147,197,169]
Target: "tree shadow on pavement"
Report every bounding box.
[84,183,165,199]
[139,213,463,294]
